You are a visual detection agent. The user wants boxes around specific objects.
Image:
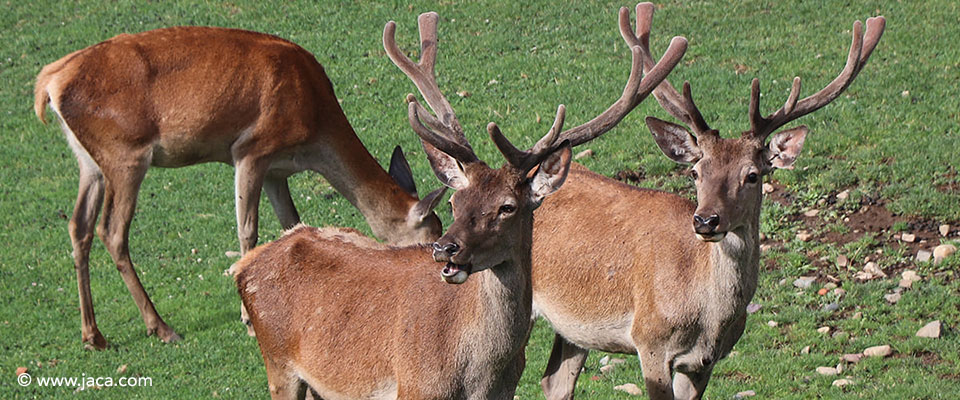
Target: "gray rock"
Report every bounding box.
[884,292,901,304]
[832,378,854,388]
[823,303,840,312]
[863,345,892,358]
[613,383,642,396]
[940,224,951,237]
[794,276,816,289]
[901,233,917,243]
[746,303,762,314]
[916,250,932,263]
[836,255,849,267]
[916,320,941,338]
[841,353,863,363]
[733,390,757,399]
[933,244,957,264]
[600,365,615,374]
[816,366,838,376]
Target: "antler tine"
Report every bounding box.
[384,12,474,152]
[748,16,886,142]
[552,5,687,148]
[489,105,566,172]
[407,97,479,164]
[623,3,711,136]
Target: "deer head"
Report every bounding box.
[624,3,885,241]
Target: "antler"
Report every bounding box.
[488,105,566,172]
[624,2,713,137]
[554,8,688,148]
[747,16,886,142]
[384,12,479,168]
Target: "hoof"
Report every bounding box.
[83,332,108,351]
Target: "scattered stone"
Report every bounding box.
[16,366,27,376]
[940,224,951,237]
[863,345,892,358]
[762,183,775,194]
[933,244,957,264]
[832,378,854,388]
[804,209,820,217]
[794,276,816,289]
[117,364,128,374]
[801,345,811,355]
[225,251,241,258]
[823,303,840,312]
[856,262,886,281]
[767,320,779,327]
[600,365,615,374]
[797,231,813,242]
[841,353,863,364]
[614,383,643,396]
[824,282,838,290]
[884,292,901,304]
[833,288,846,298]
[836,363,845,374]
[733,390,757,399]
[916,250,932,263]
[836,189,850,201]
[746,303,762,314]
[599,356,610,366]
[778,278,788,286]
[609,358,627,365]
[816,366,838,376]
[817,288,829,296]
[760,244,773,253]
[916,320,941,338]
[836,255,849,267]
[817,326,831,334]
[899,270,921,289]
[901,233,917,243]
[574,149,594,160]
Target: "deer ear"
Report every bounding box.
[645,117,702,164]
[389,145,418,197]
[765,125,807,170]
[411,187,447,221]
[529,141,573,208]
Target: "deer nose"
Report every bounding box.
[693,214,720,234]
[432,242,460,261]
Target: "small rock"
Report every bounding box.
[734,390,757,399]
[898,279,913,289]
[899,270,921,289]
[836,363,845,374]
[836,189,850,201]
[225,251,241,258]
[884,292,901,304]
[832,378,854,388]
[801,345,811,355]
[613,383,643,396]
[916,250,932,263]
[817,288,829,296]
[851,311,863,319]
[933,244,957,264]
[117,364,128,374]
[574,149,594,160]
[760,244,773,253]
[824,282,838,290]
[599,355,610,366]
[864,262,887,278]
[804,209,820,217]
[778,278,788,286]
[901,233,917,243]
[816,366,838,376]
[16,366,27,376]
[767,320,778,327]
[794,276,816,289]
[916,320,941,338]
[762,183,775,194]
[797,231,813,242]
[841,353,863,364]
[609,358,627,365]
[854,270,873,281]
[833,288,846,298]
[823,303,840,312]
[836,255,849,267]
[817,326,831,334]
[863,345,892,358]
[940,224,951,237]
[746,303,762,314]
[600,365,615,374]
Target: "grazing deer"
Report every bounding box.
[532,4,885,399]
[33,26,447,349]
[235,11,685,399]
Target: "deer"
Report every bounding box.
[33,26,448,349]
[234,11,686,399]
[531,4,885,399]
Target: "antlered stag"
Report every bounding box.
[235,11,685,399]
[34,26,446,349]
[532,4,885,399]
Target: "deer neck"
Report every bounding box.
[706,198,761,311]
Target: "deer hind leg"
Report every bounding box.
[69,151,107,349]
[638,346,674,400]
[264,173,300,230]
[541,333,589,400]
[98,158,180,343]
[233,157,269,334]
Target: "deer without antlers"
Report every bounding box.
[235,10,684,399]
[33,26,446,349]
[532,4,885,399]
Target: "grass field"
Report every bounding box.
[2,0,959,398]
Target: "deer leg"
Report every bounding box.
[234,158,268,333]
[264,174,300,230]
[672,364,714,400]
[638,346,674,400]
[541,333,589,400]
[98,162,180,343]
[262,355,305,400]
[70,160,106,349]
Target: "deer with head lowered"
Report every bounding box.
[234,11,685,399]
[531,4,885,399]
[33,26,448,349]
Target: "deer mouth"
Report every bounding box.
[441,262,472,284]
[696,232,727,242]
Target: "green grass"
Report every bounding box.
[2,0,959,398]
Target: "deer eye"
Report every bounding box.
[746,172,759,184]
[499,204,516,214]
[690,170,699,180]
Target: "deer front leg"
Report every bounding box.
[234,157,268,255]
[672,364,714,400]
[638,346,674,400]
[541,333,589,400]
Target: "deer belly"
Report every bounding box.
[534,301,636,354]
